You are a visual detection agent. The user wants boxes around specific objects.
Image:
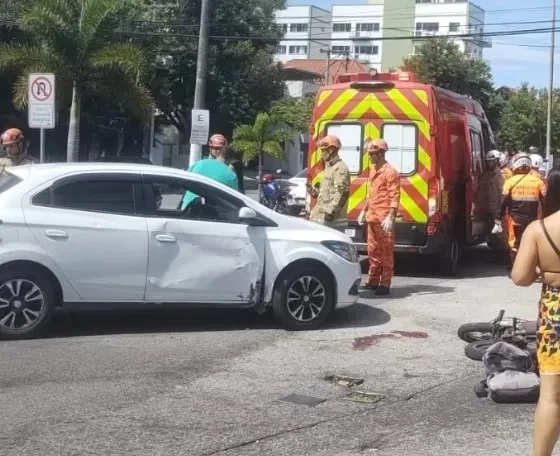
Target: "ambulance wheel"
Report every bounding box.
[437,236,461,276]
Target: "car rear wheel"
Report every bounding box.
[272,265,335,331]
[0,267,56,340]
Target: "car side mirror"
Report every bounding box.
[238,207,259,225]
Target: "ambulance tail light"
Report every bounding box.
[427,224,438,236]
[428,197,437,217]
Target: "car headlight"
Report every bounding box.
[321,241,359,263]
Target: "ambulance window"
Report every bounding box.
[469,130,484,175]
[325,123,362,173]
[382,123,417,175]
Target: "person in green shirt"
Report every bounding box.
[181,144,239,211]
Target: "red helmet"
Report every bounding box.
[262,173,273,183]
[0,128,24,146]
[208,134,227,148]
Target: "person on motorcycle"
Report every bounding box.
[494,152,547,265]
[499,152,513,181]
[475,150,506,260]
[0,128,36,166]
[308,134,350,232]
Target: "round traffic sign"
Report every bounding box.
[31,77,52,102]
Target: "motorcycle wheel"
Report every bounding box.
[276,202,288,214]
[457,322,496,343]
[464,340,494,361]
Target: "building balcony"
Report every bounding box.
[413,26,491,47]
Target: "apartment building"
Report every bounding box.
[273,0,490,71]
[274,6,331,63]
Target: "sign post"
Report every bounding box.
[28,73,56,162]
[189,109,210,167]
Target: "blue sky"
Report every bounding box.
[287,0,555,88]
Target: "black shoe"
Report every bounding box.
[361,283,379,290]
[375,286,391,296]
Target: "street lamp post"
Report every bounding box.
[546,0,556,167]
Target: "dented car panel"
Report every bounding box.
[144,218,265,303]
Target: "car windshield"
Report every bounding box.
[293,168,307,179]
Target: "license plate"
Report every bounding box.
[345,229,356,237]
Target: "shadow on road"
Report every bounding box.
[360,245,509,280]
[46,303,390,339]
[359,284,455,300]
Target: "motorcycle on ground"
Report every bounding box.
[457,309,537,361]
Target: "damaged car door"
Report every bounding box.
[141,174,265,304]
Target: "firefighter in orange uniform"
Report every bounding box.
[493,152,546,265]
[358,139,400,296]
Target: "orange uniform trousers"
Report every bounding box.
[367,222,395,287]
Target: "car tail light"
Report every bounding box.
[427,224,438,236]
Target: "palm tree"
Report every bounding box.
[0,0,152,162]
[231,112,293,198]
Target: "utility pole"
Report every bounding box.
[546,0,556,168]
[320,48,331,84]
[189,0,211,167]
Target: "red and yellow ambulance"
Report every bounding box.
[306,71,496,275]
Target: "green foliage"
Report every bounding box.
[497,85,560,152]
[150,0,286,140]
[231,112,292,161]
[270,93,315,132]
[0,0,152,161]
[402,39,501,128]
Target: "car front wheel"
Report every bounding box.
[272,265,335,331]
[0,267,56,340]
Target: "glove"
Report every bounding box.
[358,209,366,226]
[492,220,503,234]
[381,216,394,233]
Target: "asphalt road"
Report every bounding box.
[0,247,544,456]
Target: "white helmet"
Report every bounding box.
[485,150,501,161]
[530,153,543,169]
[512,153,532,171]
[499,152,509,168]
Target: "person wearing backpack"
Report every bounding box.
[511,169,560,456]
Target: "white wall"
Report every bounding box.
[330,4,383,68]
[274,5,330,62]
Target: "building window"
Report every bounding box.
[356,23,380,32]
[333,23,352,33]
[288,45,308,55]
[355,45,379,55]
[415,22,439,34]
[449,22,460,32]
[277,23,288,34]
[275,45,286,54]
[331,45,350,54]
[289,23,308,33]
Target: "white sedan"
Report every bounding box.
[0,163,361,339]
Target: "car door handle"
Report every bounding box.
[45,229,68,239]
[156,234,176,243]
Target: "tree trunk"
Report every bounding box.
[66,82,81,162]
[258,149,263,201]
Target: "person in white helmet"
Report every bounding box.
[530,153,546,183]
[475,150,506,259]
[499,152,513,181]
